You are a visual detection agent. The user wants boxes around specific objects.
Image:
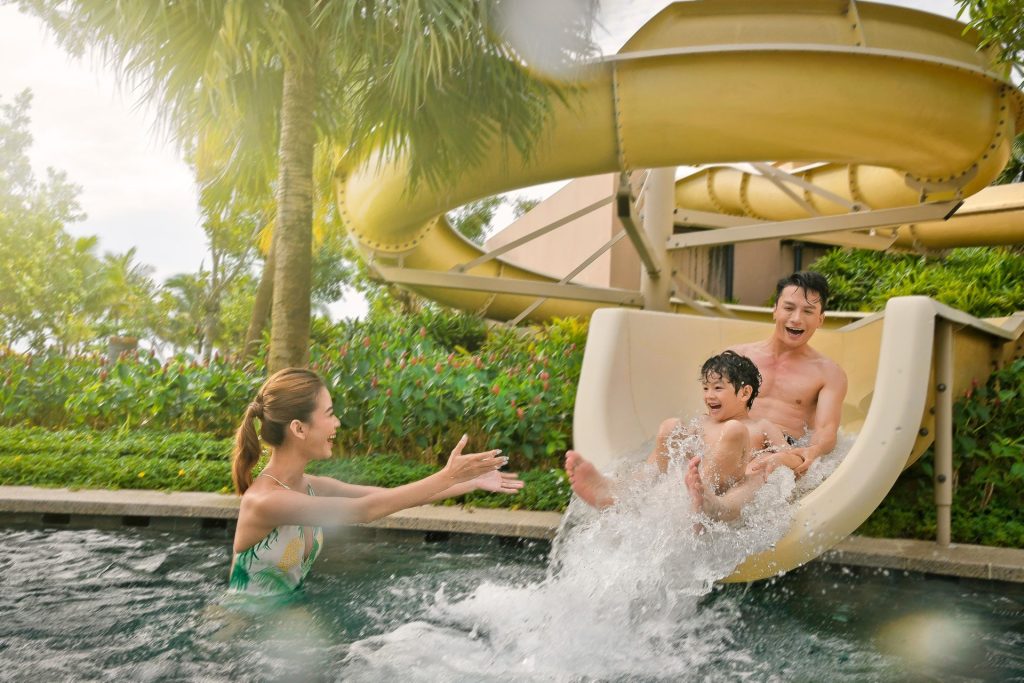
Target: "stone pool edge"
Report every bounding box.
[2,485,1022,583]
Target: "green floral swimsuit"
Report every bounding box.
[227,482,323,596]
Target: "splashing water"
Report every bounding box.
[343,431,853,682]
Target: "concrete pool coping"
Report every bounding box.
[2,485,1022,583]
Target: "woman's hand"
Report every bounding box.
[471,470,524,494]
[443,435,507,484]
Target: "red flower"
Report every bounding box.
[540,371,550,381]
[419,326,428,338]
[386,388,393,397]
[516,407,525,420]
[434,363,444,374]
[491,385,501,396]
[362,337,371,348]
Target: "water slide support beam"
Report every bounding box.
[508,231,629,326]
[934,319,954,547]
[617,173,662,280]
[373,265,643,306]
[666,200,962,249]
[639,168,675,311]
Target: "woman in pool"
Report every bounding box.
[228,367,518,596]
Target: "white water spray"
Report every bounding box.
[344,432,852,682]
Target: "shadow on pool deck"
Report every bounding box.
[1,485,1022,583]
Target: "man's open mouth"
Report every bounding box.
[785,327,804,336]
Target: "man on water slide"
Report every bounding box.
[727,271,847,476]
[567,271,848,510]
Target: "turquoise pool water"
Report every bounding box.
[1,523,1022,682]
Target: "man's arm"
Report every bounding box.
[792,362,848,475]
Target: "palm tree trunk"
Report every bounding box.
[242,248,275,361]
[268,54,317,373]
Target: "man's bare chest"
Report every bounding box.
[758,363,823,406]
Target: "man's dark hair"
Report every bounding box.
[700,350,761,409]
[775,271,829,312]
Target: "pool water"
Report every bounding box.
[1,523,1022,682]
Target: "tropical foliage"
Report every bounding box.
[0,307,585,469]
[859,357,1024,547]
[0,90,163,353]
[811,246,1024,317]
[0,426,572,510]
[22,0,598,370]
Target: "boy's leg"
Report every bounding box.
[697,422,765,521]
[565,450,616,509]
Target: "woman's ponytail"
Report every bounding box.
[232,399,264,494]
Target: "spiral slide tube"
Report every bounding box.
[338,1,1022,323]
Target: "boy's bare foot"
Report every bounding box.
[565,450,615,509]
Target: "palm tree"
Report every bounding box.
[25,0,597,371]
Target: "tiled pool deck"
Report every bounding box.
[2,486,1021,582]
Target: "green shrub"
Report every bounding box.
[1,308,587,468]
[812,246,1024,317]
[0,425,572,511]
[858,357,1024,547]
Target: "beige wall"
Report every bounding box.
[488,175,834,307]
[485,174,639,290]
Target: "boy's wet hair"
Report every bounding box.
[700,350,762,409]
[775,271,829,312]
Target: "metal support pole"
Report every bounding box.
[642,168,674,311]
[934,319,954,547]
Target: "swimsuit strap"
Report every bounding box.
[258,472,292,490]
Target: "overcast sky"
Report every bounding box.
[0,0,961,318]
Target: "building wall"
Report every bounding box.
[484,174,640,290]
[487,176,834,307]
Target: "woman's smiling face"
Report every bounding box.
[301,386,340,459]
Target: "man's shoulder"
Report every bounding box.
[726,340,762,356]
[806,347,846,375]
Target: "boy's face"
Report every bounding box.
[772,285,825,348]
[702,373,752,422]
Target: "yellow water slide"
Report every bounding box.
[337,1,1024,581]
[338,0,1023,322]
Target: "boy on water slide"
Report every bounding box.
[567,351,802,518]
